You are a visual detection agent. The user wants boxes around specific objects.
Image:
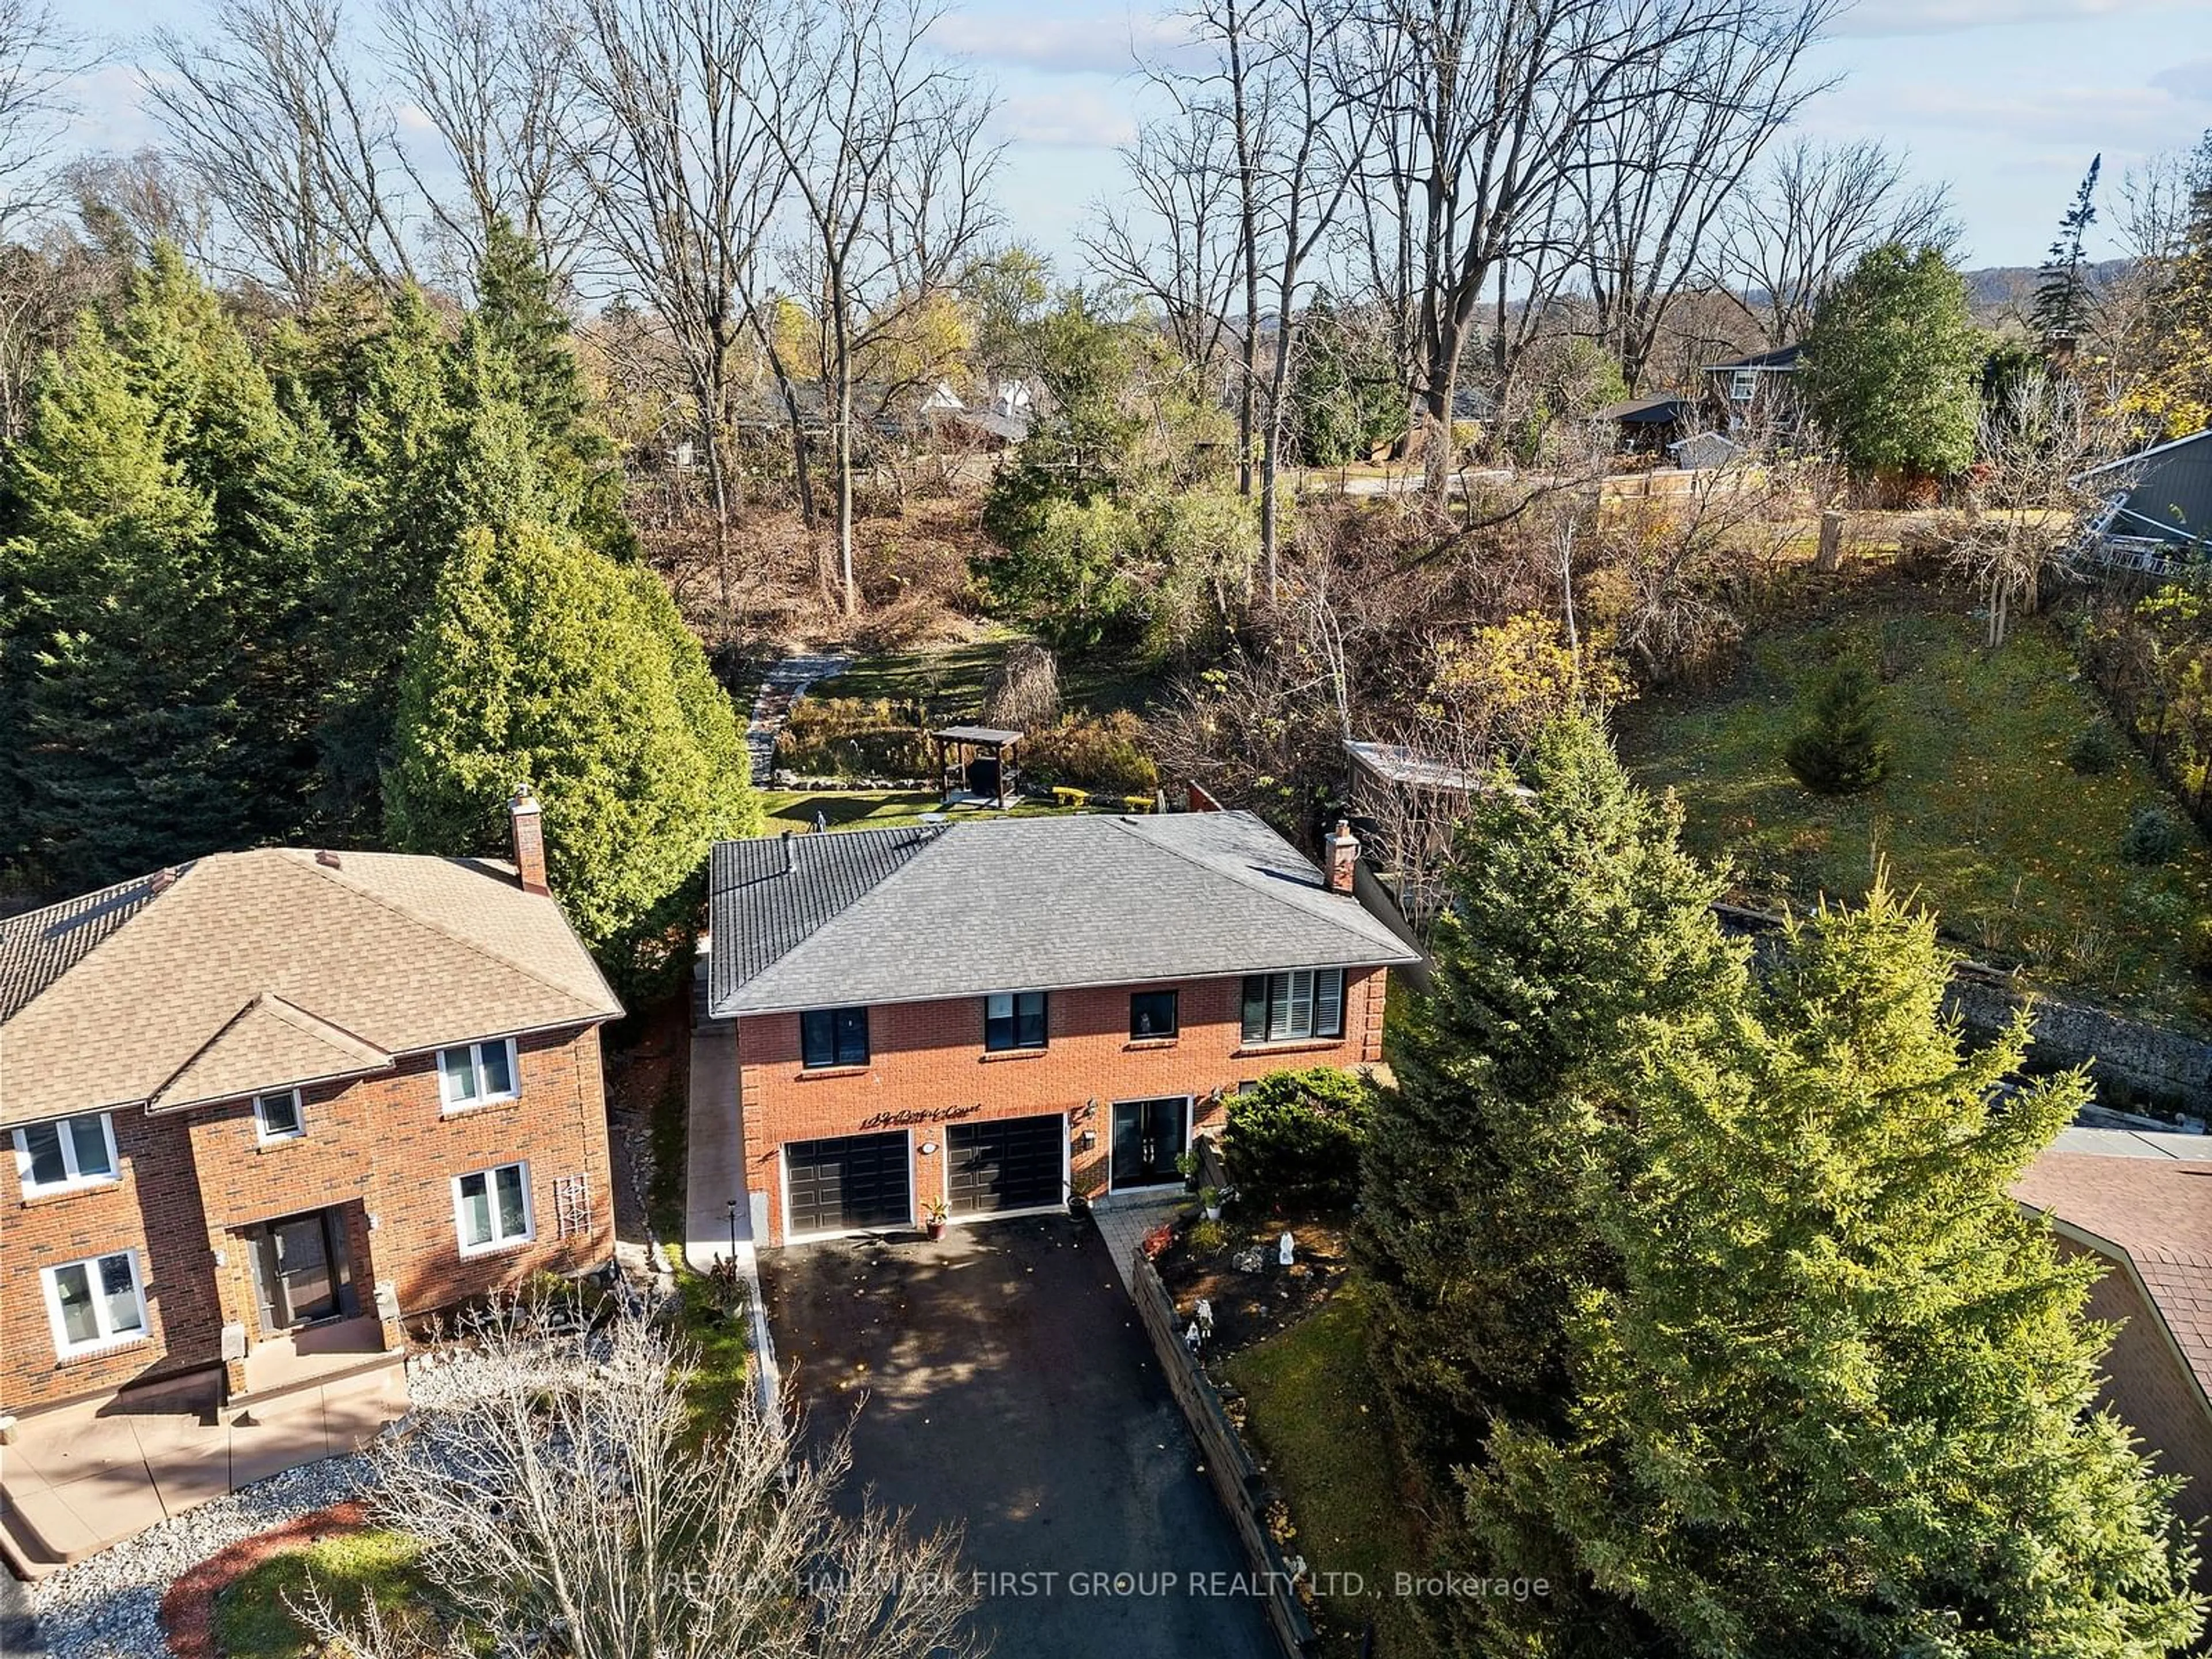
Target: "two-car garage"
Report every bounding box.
[782,1115,1067,1238]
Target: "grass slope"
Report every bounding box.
[758,789,1069,832]
[1225,1283,1432,1659]
[810,635,1162,718]
[1616,595,2212,1021]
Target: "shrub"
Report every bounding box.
[1021,710,1159,794]
[1783,660,1890,794]
[979,497,1147,653]
[980,641,1061,733]
[2066,724,2119,775]
[775,696,933,779]
[1222,1067,1374,1213]
[1185,1218,1228,1256]
[2122,806,2184,866]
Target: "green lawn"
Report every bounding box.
[214,1527,429,1659]
[1225,1283,1433,1659]
[810,635,1164,718]
[759,788,1076,831]
[1615,598,2212,1022]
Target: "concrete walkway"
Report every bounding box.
[681,971,781,1416]
[1089,1191,1195,1293]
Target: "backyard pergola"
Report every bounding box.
[933,725,1022,809]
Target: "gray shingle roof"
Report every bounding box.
[0,866,190,1022]
[707,810,1420,1017]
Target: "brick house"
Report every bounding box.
[2013,1130,2212,1589]
[706,810,1419,1245]
[0,793,623,1426]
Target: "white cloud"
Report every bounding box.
[1834,0,2197,36]
[994,88,1138,149]
[2149,59,2212,103]
[930,9,1194,74]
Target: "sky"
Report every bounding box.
[54,0,2212,279]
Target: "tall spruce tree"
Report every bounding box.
[2034,155,2102,349]
[382,519,757,994]
[1482,882,2203,1658]
[0,247,338,889]
[1357,716,1747,1650]
[1800,242,1982,479]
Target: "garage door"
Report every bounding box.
[948,1116,1065,1216]
[786,1132,911,1235]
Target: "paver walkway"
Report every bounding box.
[681,965,781,1415]
[745,652,850,782]
[1090,1190,1195,1292]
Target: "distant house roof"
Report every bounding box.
[0,849,622,1123]
[1667,432,1742,471]
[2075,428,2212,546]
[706,810,1421,1018]
[1700,344,1804,373]
[2014,1134,2212,1401]
[1451,387,1497,422]
[1591,393,1694,426]
[1345,740,1482,792]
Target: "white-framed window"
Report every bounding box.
[253,1089,305,1143]
[43,1249,149,1355]
[1240,968,1346,1043]
[437,1039,520,1111]
[1729,368,1759,402]
[454,1162,533,1255]
[13,1113,119,1197]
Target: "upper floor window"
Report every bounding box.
[800,1006,870,1069]
[254,1089,305,1143]
[984,990,1048,1052]
[1729,368,1759,402]
[1130,989,1180,1040]
[13,1112,118,1197]
[1241,968,1346,1044]
[44,1249,147,1355]
[438,1039,519,1111]
[454,1161,533,1254]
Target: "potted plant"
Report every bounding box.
[1176,1150,1200,1193]
[922,1198,950,1241]
[1199,1185,1223,1222]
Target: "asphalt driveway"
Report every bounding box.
[759,1214,1278,1659]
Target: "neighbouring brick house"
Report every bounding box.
[2014,1129,2212,1590]
[706,809,1419,1245]
[0,793,622,1425]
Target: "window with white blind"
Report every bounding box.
[454,1162,533,1254]
[43,1250,148,1355]
[1240,968,1345,1043]
[437,1039,520,1111]
[13,1113,119,1196]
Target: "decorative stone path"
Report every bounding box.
[745,653,850,783]
[1088,1190,1194,1293]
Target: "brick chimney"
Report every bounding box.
[510,787,550,895]
[1324,819,1359,895]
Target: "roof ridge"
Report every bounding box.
[276,849,609,1023]
[0,859,198,1032]
[145,988,396,1111]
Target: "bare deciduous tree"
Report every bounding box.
[744,0,1002,615]
[380,0,596,284]
[1953,368,2131,647]
[1715,135,1956,350]
[571,0,789,600]
[145,0,416,310]
[0,0,89,234]
[294,1300,985,1659]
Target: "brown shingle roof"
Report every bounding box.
[2014,1147,2212,1399]
[0,849,621,1124]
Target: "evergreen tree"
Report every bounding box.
[1483,883,2204,1657]
[1356,715,1745,1652]
[1783,658,1891,793]
[1800,242,1982,479]
[2033,155,2102,348]
[0,247,338,889]
[461,219,635,562]
[1290,291,1402,467]
[383,520,758,993]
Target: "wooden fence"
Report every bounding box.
[1130,1253,1317,1658]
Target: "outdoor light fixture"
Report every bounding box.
[920,1141,940,1156]
[1080,1130,1097,1151]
